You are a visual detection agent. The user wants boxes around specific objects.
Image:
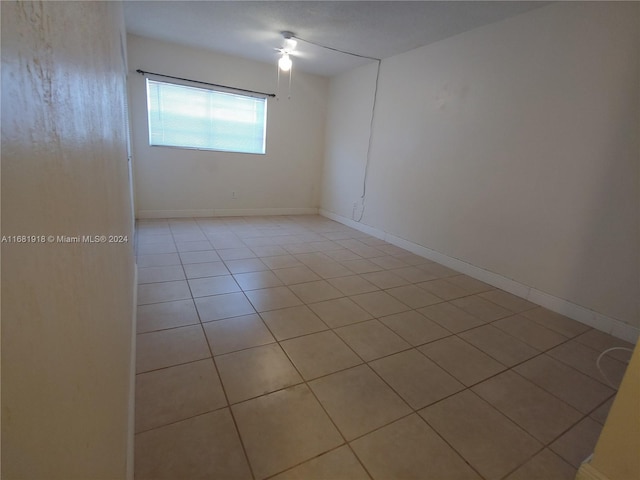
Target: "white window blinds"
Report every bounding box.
[146,79,267,154]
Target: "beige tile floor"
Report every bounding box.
[134,215,633,480]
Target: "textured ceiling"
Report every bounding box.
[124,1,547,76]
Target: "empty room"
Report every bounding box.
[2,1,638,480]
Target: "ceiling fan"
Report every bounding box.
[275,31,298,72]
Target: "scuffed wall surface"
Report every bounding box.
[1,1,135,478]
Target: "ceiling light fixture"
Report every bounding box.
[277,31,296,72]
[278,52,292,72]
[276,31,296,99]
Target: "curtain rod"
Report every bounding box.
[136,69,276,98]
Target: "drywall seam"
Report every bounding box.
[320,208,639,344]
[136,207,319,219]
[126,263,137,480]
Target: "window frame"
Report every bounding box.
[144,77,268,155]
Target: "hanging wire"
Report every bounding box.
[596,346,633,389]
[290,35,382,223]
[355,58,381,222]
[291,35,381,62]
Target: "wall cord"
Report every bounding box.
[596,346,633,389]
[355,58,381,223]
[291,35,381,223]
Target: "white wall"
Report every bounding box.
[128,34,328,218]
[322,2,639,333]
[1,2,135,478]
[322,61,380,220]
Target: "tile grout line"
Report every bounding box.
[179,230,259,480]
[134,215,621,478]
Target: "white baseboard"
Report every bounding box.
[320,209,639,344]
[576,462,610,480]
[136,207,319,219]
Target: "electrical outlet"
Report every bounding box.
[231,191,237,199]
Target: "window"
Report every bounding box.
[146,79,267,154]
